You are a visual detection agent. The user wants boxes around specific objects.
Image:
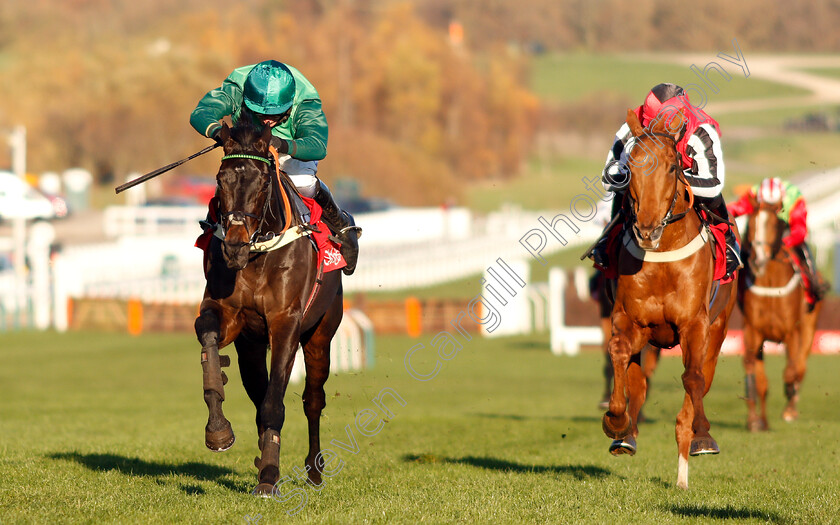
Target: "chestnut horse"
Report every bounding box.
[592,270,658,416]
[195,120,344,496]
[739,196,821,431]
[602,109,737,489]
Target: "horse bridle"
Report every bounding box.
[218,153,274,247]
[626,132,692,231]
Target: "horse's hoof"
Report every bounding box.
[308,470,322,486]
[747,417,769,432]
[609,436,637,456]
[602,412,631,439]
[598,396,610,410]
[205,421,235,452]
[782,408,799,422]
[252,483,275,498]
[689,436,719,456]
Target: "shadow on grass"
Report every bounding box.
[665,503,788,524]
[48,452,251,494]
[403,454,613,480]
[472,412,645,425]
[470,412,569,421]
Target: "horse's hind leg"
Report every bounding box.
[743,325,769,431]
[785,304,821,422]
[638,344,660,423]
[675,393,693,489]
[195,306,235,451]
[301,296,343,486]
[252,318,301,497]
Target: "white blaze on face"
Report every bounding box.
[754,209,772,270]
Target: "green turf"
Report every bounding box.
[2,330,839,523]
[724,132,840,183]
[797,67,840,80]
[715,104,840,129]
[531,54,808,104]
[467,156,605,214]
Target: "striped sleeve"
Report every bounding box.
[604,123,632,167]
[682,123,724,199]
[602,123,633,192]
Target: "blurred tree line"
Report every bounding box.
[0,0,837,205]
[416,0,840,54]
[0,0,537,205]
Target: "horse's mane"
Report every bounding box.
[228,115,268,155]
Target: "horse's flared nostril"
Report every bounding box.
[650,225,664,242]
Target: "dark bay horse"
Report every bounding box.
[739,196,821,430]
[602,109,737,489]
[196,121,344,496]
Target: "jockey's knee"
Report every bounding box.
[289,174,318,198]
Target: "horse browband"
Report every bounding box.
[221,154,272,164]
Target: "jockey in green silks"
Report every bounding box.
[191,60,360,275]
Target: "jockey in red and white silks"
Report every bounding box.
[729,177,829,309]
[590,83,742,279]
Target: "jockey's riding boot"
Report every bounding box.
[709,198,743,279]
[312,180,361,275]
[796,243,829,309]
[587,196,622,270]
[590,236,611,269]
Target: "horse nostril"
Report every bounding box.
[650,226,664,242]
[633,224,644,238]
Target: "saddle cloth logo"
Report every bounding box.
[323,246,344,269]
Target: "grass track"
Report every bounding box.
[530,54,808,104]
[2,331,840,524]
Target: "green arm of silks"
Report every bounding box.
[286,99,328,161]
[190,77,242,138]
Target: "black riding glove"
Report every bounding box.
[209,125,224,147]
[270,136,290,154]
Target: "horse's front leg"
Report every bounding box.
[782,327,803,422]
[195,304,237,451]
[603,311,645,453]
[678,316,717,456]
[742,324,768,431]
[252,317,301,497]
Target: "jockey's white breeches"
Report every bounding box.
[276,154,319,198]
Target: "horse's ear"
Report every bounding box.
[626,109,644,137]
[218,122,231,143]
[748,191,759,210]
[662,107,686,139]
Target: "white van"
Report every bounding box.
[0,171,57,221]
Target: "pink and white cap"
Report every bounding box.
[758,177,783,204]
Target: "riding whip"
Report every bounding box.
[114,143,220,194]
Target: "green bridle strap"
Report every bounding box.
[220,154,272,164]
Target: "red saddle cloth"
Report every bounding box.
[300,196,347,273]
[707,221,734,284]
[194,196,346,274]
